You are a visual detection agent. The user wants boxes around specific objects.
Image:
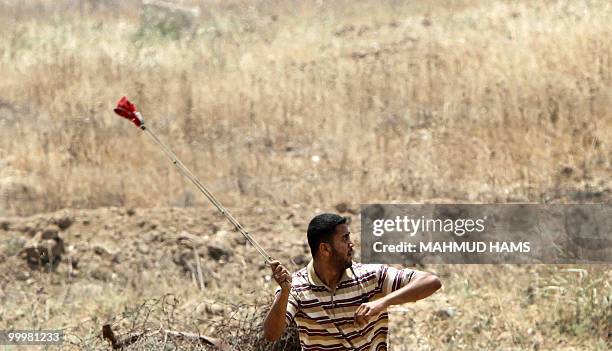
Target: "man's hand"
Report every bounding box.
[354,299,387,327]
[269,260,292,290]
[354,270,442,328]
[264,261,293,341]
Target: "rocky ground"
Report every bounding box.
[0,204,342,349]
[0,204,610,350]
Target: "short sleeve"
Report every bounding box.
[378,265,415,295]
[274,287,299,325]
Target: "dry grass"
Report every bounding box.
[0,206,609,350]
[67,294,300,350]
[390,264,611,350]
[2,254,608,350]
[0,0,610,216]
[0,0,610,350]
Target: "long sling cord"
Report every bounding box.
[336,267,416,349]
[319,267,366,350]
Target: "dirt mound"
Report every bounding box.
[0,205,320,349]
[1,205,318,288]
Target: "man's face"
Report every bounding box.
[329,223,354,270]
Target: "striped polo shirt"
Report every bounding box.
[276,261,415,350]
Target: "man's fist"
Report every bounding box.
[354,299,387,327]
[269,260,292,290]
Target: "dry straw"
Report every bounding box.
[0,0,609,216]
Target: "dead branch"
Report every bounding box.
[102,324,226,350]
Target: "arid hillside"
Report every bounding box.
[0,0,610,350]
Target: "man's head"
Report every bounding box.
[307,213,353,269]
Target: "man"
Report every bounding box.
[264,213,441,349]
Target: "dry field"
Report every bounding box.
[0,0,610,350]
[0,207,610,350]
[1,0,610,215]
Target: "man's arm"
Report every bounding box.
[354,270,441,326]
[263,261,292,341]
[381,270,441,305]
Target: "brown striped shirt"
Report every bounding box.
[275,260,415,350]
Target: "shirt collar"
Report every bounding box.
[307,260,355,290]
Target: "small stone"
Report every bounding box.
[207,243,233,261]
[434,308,456,319]
[93,245,112,258]
[152,231,167,243]
[41,225,60,240]
[54,216,73,230]
[560,166,574,177]
[205,303,225,315]
[215,230,228,238]
[112,252,125,264]
[90,267,111,281]
[335,202,349,213]
[0,221,10,231]
[233,235,247,246]
[137,243,150,255]
[15,270,30,281]
[70,256,79,269]
[20,225,36,236]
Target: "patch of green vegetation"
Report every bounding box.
[3,236,26,256]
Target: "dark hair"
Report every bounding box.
[307,213,347,257]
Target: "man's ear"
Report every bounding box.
[319,242,332,257]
